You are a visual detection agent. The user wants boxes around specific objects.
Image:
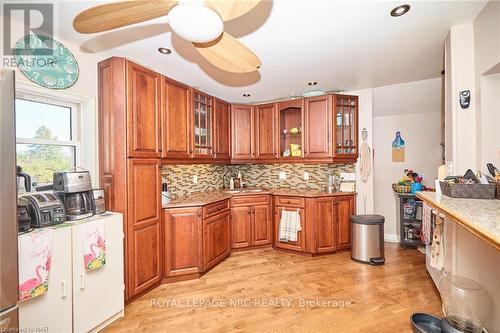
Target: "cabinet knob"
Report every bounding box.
[159,148,163,152]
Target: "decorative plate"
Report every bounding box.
[14,35,79,90]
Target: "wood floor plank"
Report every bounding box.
[104,243,441,332]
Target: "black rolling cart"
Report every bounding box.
[395,193,423,248]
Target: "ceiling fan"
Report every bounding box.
[73,0,262,73]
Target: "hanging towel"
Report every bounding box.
[430,213,445,270]
[279,210,301,242]
[359,141,372,182]
[421,203,432,245]
[18,229,53,301]
[82,219,106,271]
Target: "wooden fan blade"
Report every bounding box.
[194,32,261,73]
[73,0,177,34]
[204,0,262,22]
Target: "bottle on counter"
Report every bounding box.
[229,177,235,190]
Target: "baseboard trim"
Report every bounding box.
[384,234,399,243]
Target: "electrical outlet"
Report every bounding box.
[192,175,198,184]
[303,172,310,181]
[278,171,287,180]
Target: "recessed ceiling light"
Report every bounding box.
[390,4,410,17]
[307,81,318,86]
[242,93,251,97]
[158,47,171,55]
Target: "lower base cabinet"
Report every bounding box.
[203,210,231,271]
[231,195,272,249]
[19,213,124,333]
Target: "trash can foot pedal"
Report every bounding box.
[370,257,385,266]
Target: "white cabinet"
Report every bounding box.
[72,213,124,333]
[19,226,73,333]
[19,213,124,333]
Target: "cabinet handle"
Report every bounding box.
[158,164,162,169]
[80,273,85,290]
[159,148,163,152]
[61,279,67,298]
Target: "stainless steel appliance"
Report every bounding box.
[53,171,94,220]
[18,193,66,228]
[91,188,106,215]
[350,214,385,265]
[0,69,19,330]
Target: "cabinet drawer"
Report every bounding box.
[231,195,271,207]
[203,199,229,218]
[275,196,305,208]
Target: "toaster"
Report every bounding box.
[18,193,66,228]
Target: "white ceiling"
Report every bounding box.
[57,0,487,103]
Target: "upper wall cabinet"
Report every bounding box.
[304,95,332,159]
[192,90,214,159]
[232,105,254,160]
[278,99,304,160]
[213,99,231,161]
[126,61,161,158]
[161,78,191,159]
[333,94,359,161]
[254,103,278,159]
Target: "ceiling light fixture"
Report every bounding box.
[242,93,251,97]
[307,81,318,86]
[390,4,410,17]
[158,47,171,55]
[302,90,326,97]
[168,3,224,43]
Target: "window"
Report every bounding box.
[15,93,81,185]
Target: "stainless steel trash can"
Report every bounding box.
[350,214,385,265]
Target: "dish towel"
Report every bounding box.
[430,213,445,270]
[279,210,302,242]
[359,141,372,182]
[82,219,106,271]
[421,203,432,245]
[18,229,53,301]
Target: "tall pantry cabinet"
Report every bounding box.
[99,57,163,301]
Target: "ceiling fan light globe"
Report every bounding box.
[169,3,223,43]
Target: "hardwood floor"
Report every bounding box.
[104,243,442,332]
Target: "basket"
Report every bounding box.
[392,183,411,193]
[439,182,496,199]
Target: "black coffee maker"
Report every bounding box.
[17,166,31,194]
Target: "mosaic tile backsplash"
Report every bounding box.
[162,163,355,198]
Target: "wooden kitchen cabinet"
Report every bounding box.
[192,90,214,158]
[254,103,278,159]
[333,94,359,161]
[336,195,355,250]
[161,78,191,159]
[304,95,332,159]
[231,195,272,249]
[213,99,231,161]
[274,205,306,252]
[126,159,162,298]
[232,104,254,160]
[126,61,161,158]
[252,204,272,245]
[203,210,231,271]
[278,99,304,160]
[163,207,203,277]
[313,197,337,253]
[231,206,252,249]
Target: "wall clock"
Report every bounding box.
[14,34,79,90]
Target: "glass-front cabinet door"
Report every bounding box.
[333,94,358,160]
[192,90,213,157]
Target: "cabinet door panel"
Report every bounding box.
[127,62,161,158]
[304,95,332,158]
[274,208,306,252]
[204,211,231,270]
[255,103,277,159]
[162,79,191,159]
[164,208,202,277]
[336,196,355,249]
[232,105,254,159]
[214,99,231,160]
[252,204,272,245]
[316,198,336,252]
[231,206,252,248]
[127,159,162,298]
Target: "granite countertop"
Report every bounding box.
[416,191,500,251]
[162,188,356,209]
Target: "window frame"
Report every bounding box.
[15,91,83,170]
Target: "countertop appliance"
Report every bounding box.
[17,204,32,233]
[54,171,94,220]
[91,188,105,215]
[18,193,66,228]
[0,69,19,330]
[16,166,31,195]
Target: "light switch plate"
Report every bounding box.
[278,171,287,180]
[303,172,310,181]
[192,175,198,184]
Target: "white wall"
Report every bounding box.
[372,78,442,241]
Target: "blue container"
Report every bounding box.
[411,182,422,194]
